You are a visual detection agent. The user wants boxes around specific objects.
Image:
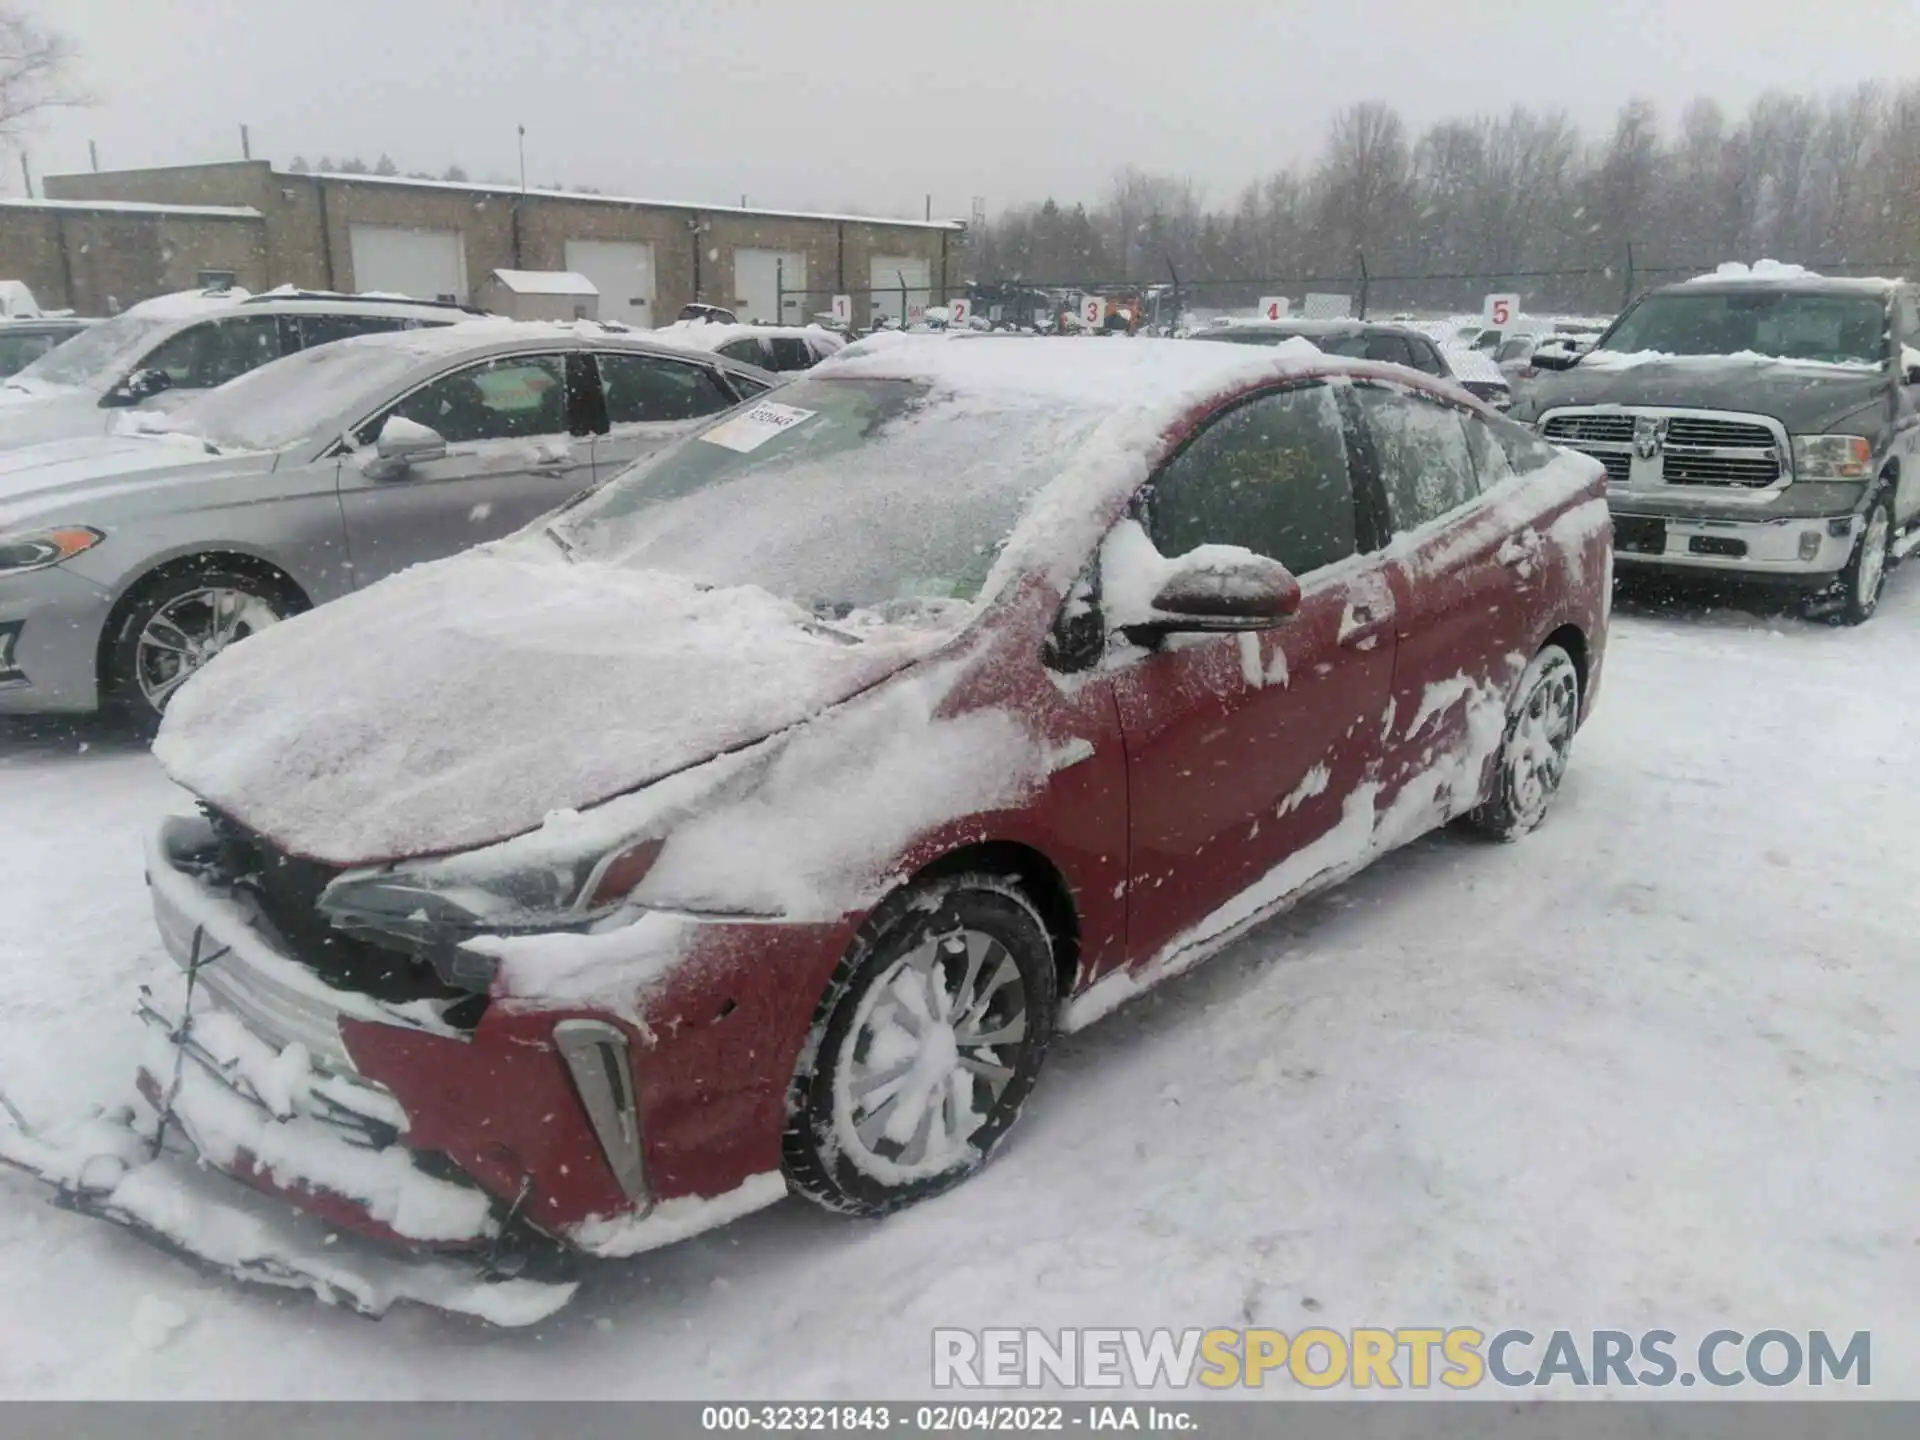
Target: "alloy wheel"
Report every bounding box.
[134,586,284,712]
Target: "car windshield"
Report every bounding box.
[9,307,190,389]
[1596,291,1887,365]
[553,376,1097,620]
[159,339,431,452]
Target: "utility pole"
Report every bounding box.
[19,154,31,198]
[240,124,251,160]
[517,125,527,192]
[88,140,99,172]
[925,193,932,222]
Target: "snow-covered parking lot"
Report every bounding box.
[2,582,1917,1398]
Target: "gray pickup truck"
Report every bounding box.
[1510,272,1920,623]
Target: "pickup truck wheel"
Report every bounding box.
[1831,496,1891,626]
[1466,645,1580,842]
[783,877,1056,1217]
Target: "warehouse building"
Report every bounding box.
[3,159,964,326]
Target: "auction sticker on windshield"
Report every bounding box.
[700,401,818,454]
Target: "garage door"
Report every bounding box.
[565,240,656,327]
[869,256,932,325]
[348,225,467,303]
[733,248,805,324]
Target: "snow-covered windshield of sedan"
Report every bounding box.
[555,376,1100,619]
[9,306,180,389]
[158,340,433,452]
[1596,292,1887,366]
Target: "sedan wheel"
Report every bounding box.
[1468,644,1580,841]
[108,567,297,730]
[784,877,1056,1216]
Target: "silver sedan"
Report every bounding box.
[0,321,775,725]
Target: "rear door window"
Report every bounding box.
[717,338,767,366]
[135,315,284,389]
[297,313,430,349]
[595,351,735,424]
[767,336,814,371]
[1354,384,1481,532]
[1363,333,1416,368]
[1146,383,1359,577]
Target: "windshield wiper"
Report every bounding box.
[543,523,577,561]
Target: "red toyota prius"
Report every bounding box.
[14,335,1610,1322]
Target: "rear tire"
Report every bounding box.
[105,563,300,733]
[1467,644,1580,841]
[782,876,1056,1217]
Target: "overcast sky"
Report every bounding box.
[11,0,1917,218]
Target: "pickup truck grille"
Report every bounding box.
[1542,414,1634,445]
[1540,408,1784,489]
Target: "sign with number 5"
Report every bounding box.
[1483,293,1519,328]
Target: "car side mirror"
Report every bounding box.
[104,367,174,407]
[1123,547,1302,644]
[362,416,447,480]
[1530,344,1580,372]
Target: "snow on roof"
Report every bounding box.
[300,170,965,231]
[0,197,261,219]
[818,332,1331,413]
[1439,346,1506,384]
[656,319,844,352]
[488,269,598,296]
[1679,261,1901,291]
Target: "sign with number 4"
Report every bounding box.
[1258,296,1290,321]
[1483,293,1519,328]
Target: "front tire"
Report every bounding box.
[1467,644,1580,841]
[783,876,1057,1217]
[1830,493,1891,626]
[105,564,298,732]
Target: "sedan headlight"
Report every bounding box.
[317,835,667,961]
[0,526,105,575]
[1792,434,1873,480]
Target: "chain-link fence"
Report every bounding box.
[965,252,1914,330]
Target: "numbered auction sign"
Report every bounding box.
[1483,293,1519,328]
[1258,296,1290,321]
[949,297,971,325]
[1082,295,1104,328]
[830,294,852,326]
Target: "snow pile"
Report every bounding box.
[1684,260,1816,284]
[154,541,954,863]
[1581,348,1880,373]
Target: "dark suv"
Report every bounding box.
[1192,318,1512,410]
[1513,273,1920,624]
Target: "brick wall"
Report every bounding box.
[0,205,267,312]
[37,162,966,323]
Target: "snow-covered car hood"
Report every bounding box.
[1523,356,1888,434]
[153,540,960,865]
[0,384,111,453]
[0,434,273,529]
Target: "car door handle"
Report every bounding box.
[1339,603,1384,647]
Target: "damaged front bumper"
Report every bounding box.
[2,812,822,1323]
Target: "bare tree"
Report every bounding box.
[1318,102,1411,270]
[0,7,82,141]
